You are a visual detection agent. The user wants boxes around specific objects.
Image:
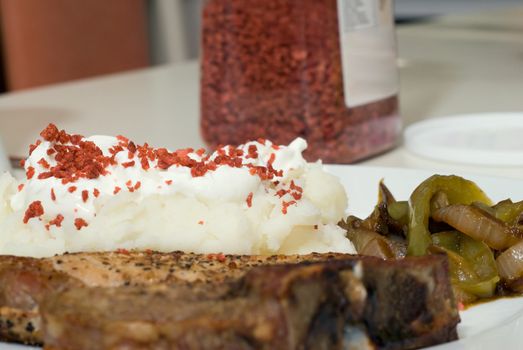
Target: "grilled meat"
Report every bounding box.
[0,252,459,349]
[42,263,347,350]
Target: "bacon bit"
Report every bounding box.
[113,186,121,194]
[257,138,266,145]
[51,188,56,201]
[198,220,204,225]
[207,253,226,262]
[140,157,150,170]
[81,190,89,202]
[34,124,114,183]
[68,186,77,193]
[246,192,253,207]
[37,172,53,180]
[271,144,280,150]
[457,302,465,311]
[116,248,130,255]
[49,214,64,228]
[282,200,297,214]
[19,159,26,167]
[47,148,56,156]
[29,140,42,155]
[165,180,173,185]
[276,189,287,198]
[26,167,35,179]
[125,180,132,187]
[23,201,44,223]
[134,181,141,190]
[268,153,276,166]
[127,141,137,153]
[17,184,24,192]
[116,135,129,143]
[246,144,258,159]
[74,218,88,230]
[291,192,302,200]
[196,148,206,156]
[37,158,50,169]
[121,161,135,168]
[289,180,303,193]
[93,188,100,197]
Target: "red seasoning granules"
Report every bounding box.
[200,0,401,163]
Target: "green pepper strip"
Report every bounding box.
[432,231,499,298]
[408,175,492,256]
[493,200,523,224]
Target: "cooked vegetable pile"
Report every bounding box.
[340,175,523,304]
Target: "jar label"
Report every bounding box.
[337,0,399,107]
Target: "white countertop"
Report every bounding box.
[0,6,522,179]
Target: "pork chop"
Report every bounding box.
[0,252,459,348]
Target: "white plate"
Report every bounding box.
[404,112,523,166]
[4,165,523,349]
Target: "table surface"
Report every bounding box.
[0,6,522,180]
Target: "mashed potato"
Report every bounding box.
[0,124,355,257]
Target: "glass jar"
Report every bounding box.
[200,0,401,163]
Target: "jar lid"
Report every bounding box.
[404,112,523,166]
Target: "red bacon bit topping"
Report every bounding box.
[26,166,35,179]
[246,192,253,207]
[51,188,56,201]
[49,214,64,228]
[268,153,276,166]
[37,172,53,180]
[17,184,24,192]
[276,189,287,198]
[19,159,26,167]
[68,186,77,193]
[113,186,121,194]
[127,141,137,153]
[35,124,114,183]
[282,200,297,214]
[165,180,173,185]
[198,220,204,225]
[74,218,88,230]
[116,135,129,143]
[38,158,50,169]
[93,188,100,197]
[29,140,42,155]
[134,181,141,190]
[46,148,56,156]
[140,157,150,170]
[81,190,89,202]
[116,248,130,255]
[246,145,258,159]
[26,125,290,193]
[23,201,44,223]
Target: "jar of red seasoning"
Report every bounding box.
[200,0,401,163]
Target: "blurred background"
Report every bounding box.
[0,0,520,92]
